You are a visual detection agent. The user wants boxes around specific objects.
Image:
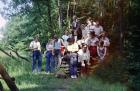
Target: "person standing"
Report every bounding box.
[66,38,79,78]
[46,39,55,74]
[29,36,42,73]
[93,20,104,37]
[53,35,64,68]
[85,31,99,65]
[72,15,80,42]
[78,44,90,76]
[97,41,107,63]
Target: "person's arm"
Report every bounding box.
[106,38,110,47]
[29,41,34,51]
[76,20,80,31]
[102,47,107,59]
[78,52,82,63]
[100,26,104,32]
[60,39,64,46]
[97,46,100,57]
[85,38,90,46]
[87,49,90,65]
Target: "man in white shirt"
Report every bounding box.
[93,20,104,37]
[29,36,42,73]
[66,38,79,78]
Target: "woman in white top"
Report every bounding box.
[85,31,99,65]
[78,44,90,76]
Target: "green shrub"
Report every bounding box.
[94,56,129,83]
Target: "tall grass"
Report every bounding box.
[0,52,128,91]
[69,77,128,91]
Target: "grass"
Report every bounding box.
[69,77,127,91]
[0,52,128,91]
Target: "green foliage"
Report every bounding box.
[69,76,127,91]
[124,0,140,90]
[94,56,129,83]
[1,0,65,53]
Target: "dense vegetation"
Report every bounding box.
[0,0,139,91]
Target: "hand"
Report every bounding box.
[87,62,91,66]
[81,63,85,67]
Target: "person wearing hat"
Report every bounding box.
[29,36,42,73]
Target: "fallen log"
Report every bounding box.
[0,64,19,91]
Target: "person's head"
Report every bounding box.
[99,41,104,47]
[53,35,58,41]
[81,44,88,52]
[34,36,39,42]
[86,18,91,25]
[64,31,69,35]
[80,24,85,30]
[91,20,95,25]
[67,38,74,45]
[95,20,100,26]
[89,31,96,38]
[73,15,77,20]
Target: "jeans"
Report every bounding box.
[54,49,61,68]
[32,50,42,72]
[70,61,77,76]
[46,51,55,73]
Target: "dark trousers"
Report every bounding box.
[32,50,42,72]
[46,51,55,73]
[70,61,77,76]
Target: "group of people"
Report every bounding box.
[29,15,110,79]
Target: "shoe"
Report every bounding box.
[73,75,77,79]
[32,69,37,73]
[71,75,74,78]
[46,72,50,75]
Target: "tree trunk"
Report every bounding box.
[0,64,19,91]
[118,0,125,53]
[58,0,62,30]
[67,1,70,28]
[47,0,53,34]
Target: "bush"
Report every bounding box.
[94,56,129,83]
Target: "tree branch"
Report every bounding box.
[0,48,19,61]
[12,50,30,62]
